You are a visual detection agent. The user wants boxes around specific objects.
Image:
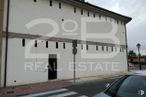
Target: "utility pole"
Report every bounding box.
[136,43,142,70]
[72,40,77,83]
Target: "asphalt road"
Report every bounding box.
[18,77,119,97]
[66,77,118,97]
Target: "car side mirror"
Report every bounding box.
[105,83,111,88]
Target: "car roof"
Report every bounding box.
[128,70,146,76]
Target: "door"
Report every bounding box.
[48,54,57,80]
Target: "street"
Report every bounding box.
[18,77,118,97]
[66,78,117,97]
[130,65,146,70]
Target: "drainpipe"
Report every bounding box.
[124,25,129,72]
[4,0,10,88]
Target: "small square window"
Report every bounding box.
[93,13,96,18]
[35,40,37,47]
[86,45,88,50]
[88,12,90,17]
[102,46,104,51]
[22,39,25,47]
[63,42,66,49]
[122,48,124,52]
[99,14,101,19]
[105,17,107,21]
[56,42,58,49]
[81,9,83,15]
[59,2,61,9]
[81,44,83,49]
[110,18,112,22]
[34,0,37,2]
[46,41,48,48]
[117,20,119,24]
[74,7,76,13]
[96,45,98,51]
[50,0,52,6]
[115,47,117,52]
[106,46,108,51]
[111,47,114,52]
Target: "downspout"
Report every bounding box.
[124,24,129,72]
[4,0,10,88]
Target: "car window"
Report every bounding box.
[105,75,146,97]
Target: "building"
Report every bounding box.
[0,0,131,87]
[128,56,146,64]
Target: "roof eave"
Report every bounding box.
[59,0,132,24]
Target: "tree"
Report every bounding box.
[128,50,136,57]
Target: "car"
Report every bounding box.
[128,63,136,69]
[93,71,146,97]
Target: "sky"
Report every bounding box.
[86,0,146,55]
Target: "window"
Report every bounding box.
[74,7,76,13]
[106,46,108,51]
[93,13,95,18]
[86,45,88,50]
[115,47,117,52]
[63,42,66,49]
[117,20,119,24]
[122,48,124,52]
[46,41,48,48]
[99,14,101,19]
[110,18,112,22]
[120,48,124,52]
[111,47,114,52]
[34,0,37,2]
[56,42,58,49]
[22,39,25,47]
[96,45,98,51]
[114,19,117,23]
[88,11,90,17]
[81,9,83,15]
[81,44,83,50]
[102,46,104,51]
[59,2,61,9]
[35,40,37,47]
[105,17,107,21]
[50,0,52,6]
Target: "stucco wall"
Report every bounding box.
[0,0,4,87]
[1,38,127,86]
[3,0,126,45]
[1,0,128,87]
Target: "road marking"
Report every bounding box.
[78,96,88,97]
[21,88,68,97]
[49,91,77,97]
[20,88,89,97]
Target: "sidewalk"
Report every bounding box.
[0,74,124,97]
[0,80,72,97]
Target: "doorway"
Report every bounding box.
[48,54,57,80]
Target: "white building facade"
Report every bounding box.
[0,0,131,87]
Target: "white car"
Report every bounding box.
[93,71,146,97]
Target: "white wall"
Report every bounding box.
[1,0,128,87]
[3,0,126,45]
[0,38,127,86]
